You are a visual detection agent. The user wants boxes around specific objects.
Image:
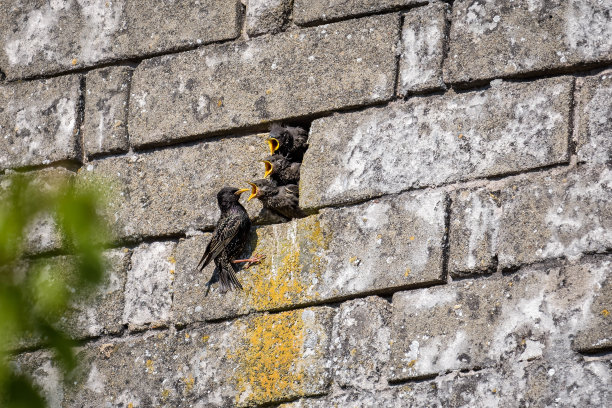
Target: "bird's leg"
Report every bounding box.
[231,253,266,269]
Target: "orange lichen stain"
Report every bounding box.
[217,99,223,107]
[167,255,176,264]
[231,311,306,405]
[492,388,497,394]
[71,58,78,65]
[161,389,170,401]
[458,134,463,139]
[185,333,190,340]
[405,268,411,277]
[183,374,195,392]
[145,359,154,374]
[265,89,272,95]
[409,236,415,241]
[407,359,417,368]
[245,217,331,311]
[350,348,357,356]
[201,335,210,343]
[601,309,610,317]
[127,404,133,408]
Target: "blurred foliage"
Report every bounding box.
[0,171,110,408]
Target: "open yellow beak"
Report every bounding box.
[262,160,273,178]
[266,138,280,155]
[247,182,258,201]
[235,188,250,196]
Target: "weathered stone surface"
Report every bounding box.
[0,168,73,254]
[390,256,610,381]
[444,0,612,84]
[64,248,129,338]
[576,70,612,165]
[398,2,448,94]
[0,0,241,80]
[301,77,571,209]
[13,351,63,408]
[123,241,175,329]
[497,166,612,268]
[330,297,392,390]
[448,187,500,276]
[172,190,446,322]
[79,134,267,241]
[65,307,334,407]
[574,267,612,352]
[0,75,81,170]
[83,66,132,156]
[283,355,612,407]
[451,166,612,273]
[246,0,291,36]
[128,14,399,147]
[293,0,423,25]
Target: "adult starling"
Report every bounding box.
[266,123,308,162]
[247,179,305,219]
[261,154,301,185]
[195,187,263,294]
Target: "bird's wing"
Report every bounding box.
[284,184,299,196]
[196,215,242,271]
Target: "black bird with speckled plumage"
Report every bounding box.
[247,179,305,220]
[267,123,309,162]
[261,154,301,185]
[196,187,251,293]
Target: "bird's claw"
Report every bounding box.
[232,253,266,269]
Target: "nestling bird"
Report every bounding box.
[261,154,301,185]
[247,179,305,220]
[195,187,264,294]
[266,123,308,162]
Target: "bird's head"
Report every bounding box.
[260,154,286,178]
[247,179,277,201]
[265,137,280,155]
[217,186,249,209]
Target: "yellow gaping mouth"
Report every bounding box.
[266,138,280,155]
[262,160,273,178]
[235,188,250,196]
[247,182,258,201]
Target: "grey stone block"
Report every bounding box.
[123,241,175,329]
[574,259,611,352]
[128,14,399,147]
[0,168,73,255]
[390,256,610,381]
[13,351,63,408]
[449,166,612,274]
[65,307,334,407]
[0,75,81,170]
[293,0,423,25]
[79,134,268,241]
[330,297,392,390]
[300,77,572,209]
[172,190,446,322]
[0,0,241,80]
[448,188,500,277]
[246,0,291,36]
[497,166,612,268]
[576,70,612,165]
[83,66,132,156]
[398,2,449,95]
[283,354,612,407]
[444,0,612,84]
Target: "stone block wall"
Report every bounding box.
[2,1,610,407]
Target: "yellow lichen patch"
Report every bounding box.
[127,404,133,408]
[601,309,609,317]
[409,236,415,241]
[201,335,210,343]
[183,374,195,392]
[161,389,170,401]
[245,217,330,311]
[231,311,306,405]
[350,348,357,356]
[71,58,78,65]
[145,359,154,374]
[407,359,417,368]
[405,267,411,277]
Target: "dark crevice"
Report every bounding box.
[388,372,439,385]
[76,75,87,165]
[441,194,452,282]
[7,160,82,174]
[393,13,405,98]
[567,76,578,159]
[484,161,571,182]
[449,60,612,91]
[293,3,429,28]
[450,255,498,281]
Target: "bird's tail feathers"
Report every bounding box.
[219,262,243,293]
